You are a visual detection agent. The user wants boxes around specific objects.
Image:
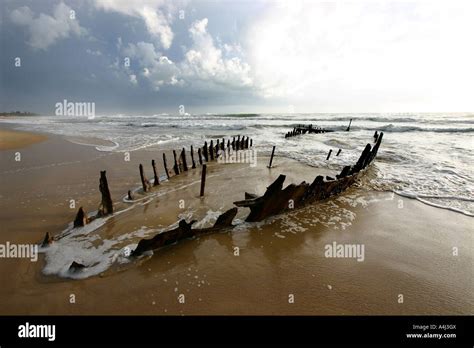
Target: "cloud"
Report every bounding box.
[129,74,138,85]
[120,18,254,93]
[123,41,182,90]
[181,18,253,90]
[94,0,176,49]
[86,48,102,56]
[246,1,474,110]
[10,2,86,50]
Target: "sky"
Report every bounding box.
[1,0,473,115]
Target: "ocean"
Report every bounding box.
[1,112,473,216]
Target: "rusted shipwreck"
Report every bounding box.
[41,130,383,270]
[132,131,384,256]
[285,124,332,138]
[285,119,353,138]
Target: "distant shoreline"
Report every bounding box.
[0,112,39,117]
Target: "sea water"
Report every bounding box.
[2,112,473,217]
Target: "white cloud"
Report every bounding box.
[94,0,176,49]
[123,41,182,90]
[246,1,474,111]
[10,2,86,50]
[181,18,253,89]
[129,74,138,85]
[86,48,102,56]
[121,18,254,92]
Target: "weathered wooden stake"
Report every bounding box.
[200,164,207,197]
[210,140,214,160]
[326,149,333,160]
[98,170,113,216]
[127,190,134,201]
[227,139,230,149]
[346,119,352,131]
[151,159,160,186]
[41,232,52,247]
[198,148,203,165]
[74,207,88,227]
[163,153,171,180]
[250,139,253,147]
[203,141,209,162]
[181,148,188,171]
[139,164,150,192]
[173,150,180,175]
[221,138,225,151]
[232,137,235,150]
[336,149,342,156]
[190,145,196,169]
[268,145,276,168]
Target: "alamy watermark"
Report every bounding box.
[217,149,257,167]
[0,242,38,262]
[324,241,365,262]
[55,99,95,119]
[18,322,55,341]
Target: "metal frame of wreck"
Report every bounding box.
[41,130,383,271]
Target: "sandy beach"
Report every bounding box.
[0,128,47,150]
[0,124,472,315]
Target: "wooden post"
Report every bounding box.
[198,147,203,165]
[210,140,214,160]
[236,136,240,151]
[222,138,225,151]
[181,148,188,171]
[163,153,171,180]
[216,139,220,158]
[250,139,253,147]
[268,145,276,168]
[346,119,352,131]
[173,150,180,175]
[98,170,113,216]
[74,207,87,227]
[336,149,342,156]
[203,141,209,162]
[227,139,230,150]
[127,190,134,201]
[200,164,207,197]
[326,149,333,160]
[232,137,235,150]
[151,159,160,186]
[337,165,351,179]
[190,145,196,169]
[41,232,52,247]
[139,164,150,192]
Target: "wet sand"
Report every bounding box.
[0,126,472,315]
[0,128,47,150]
